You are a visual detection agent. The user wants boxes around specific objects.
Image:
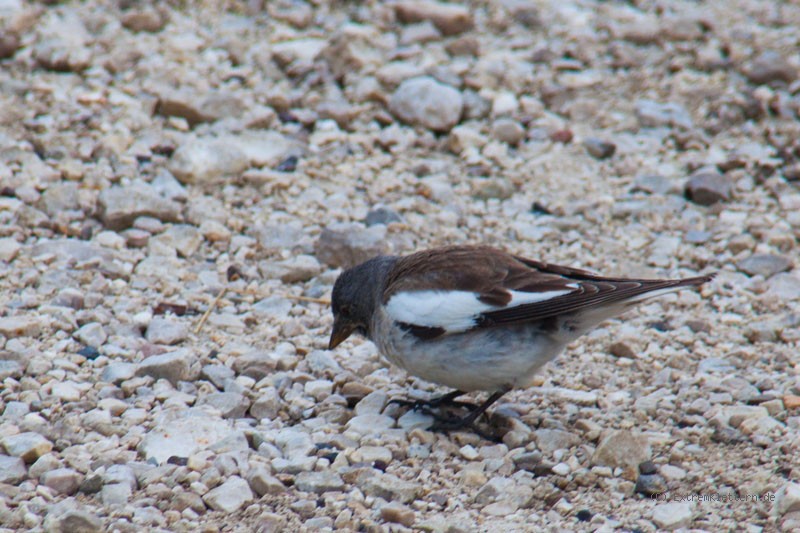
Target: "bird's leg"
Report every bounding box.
[386,390,473,412]
[429,389,508,432]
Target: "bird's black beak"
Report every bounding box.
[328,317,357,350]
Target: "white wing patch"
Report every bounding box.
[386,288,574,333]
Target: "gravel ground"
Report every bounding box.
[1,0,800,531]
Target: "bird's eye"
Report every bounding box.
[339,305,351,316]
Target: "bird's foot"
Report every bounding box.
[386,390,473,412]
[426,412,502,442]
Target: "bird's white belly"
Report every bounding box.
[371,308,566,392]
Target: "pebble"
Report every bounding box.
[41,468,83,495]
[121,7,167,32]
[380,501,416,527]
[43,508,102,533]
[491,118,526,145]
[145,317,189,345]
[294,471,345,493]
[314,222,390,268]
[0,316,42,338]
[198,392,250,419]
[202,476,254,513]
[389,76,464,132]
[591,430,651,479]
[73,322,107,348]
[365,206,403,227]
[775,482,800,516]
[583,138,616,159]
[0,455,27,484]
[139,409,241,464]
[534,429,580,455]
[0,237,21,262]
[51,381,82,402]
[651,501,695,530]
[101,483,132,505]
[744,51,797,85]
[2,432,53,463]
[260,255,322,283]
[737,254,792,278]
[346,414,395,435]
[98,183,182,230]
[395,1,473,35]
[684,171,732,205]
[358,472,420,504]
[246,465,285,496]
[635,100,693,129]
[136,349,194,384]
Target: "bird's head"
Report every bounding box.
[328,255,396,349]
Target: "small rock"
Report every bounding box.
[202,476,254,513]
[246,465,285,496]
[551,463,570,476]
[101,483,132,505]
[737,254,792,278]
[0,33,20,60]
[73,322,107,348]
[684,171,732,205]
[294,471,345,494]
[2,432,53,463]
[44,509,102,533]
[358,472,419,504]
[98,184,182,230]
[635,99,693,129]
[136,349,193,384]
[41,468,83,495]
[304,379,333,401]
[352,446,393,464]
[491,118,525,145]
[783,395,800,410]
[744,51,797,85]
[632,174,674,195]
[314,222,390,268]
[201,364,235,389]
[346,414,395,435]
[102,362,137,384]
[155,224,203,257]
[145,317,188,345]
[388,76,464,132]
[28,453,62,479]
[766,273,800,301]
[0,316,41,338]
[250,387,281,419]
[395,1,473,35]
[380,501,415,527]
[198,392,250,419]
[660,464,687,480]
[365,206,403,227]
[0,455,27,484]
[0,238,21,262]
[121,7,167,32]
[609,341,637,358]
[635,472,667,496]
[260,255,321,283]
[583,138,616,159]
[533,429,580,455]
[651,501,694,530]
[775,482,800,516]
[51,381,82,402]
[592,430,651,479]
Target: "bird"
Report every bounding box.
[328,245,714,432]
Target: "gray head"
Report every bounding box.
[329,255,397,349]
